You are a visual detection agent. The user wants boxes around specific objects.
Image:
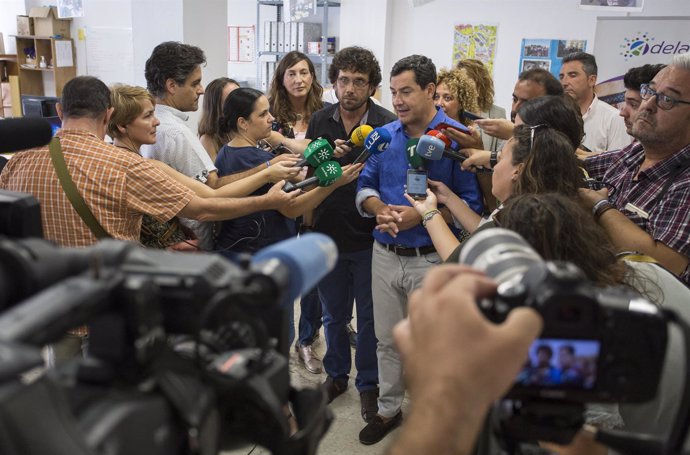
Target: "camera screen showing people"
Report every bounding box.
[515,338,600,389]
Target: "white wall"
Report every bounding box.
[5,0,689,115]
[0,0,26,54]
[339,0,690,112]
[227,0,271,86]
[182,0,228,127]
[132,0,184,88]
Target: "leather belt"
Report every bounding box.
[378,241,436,257]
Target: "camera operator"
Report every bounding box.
[0,76,297,250]
[385,264,543,455]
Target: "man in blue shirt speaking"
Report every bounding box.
[355,54,483,445]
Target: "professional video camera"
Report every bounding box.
[0,190,334,455]
[459,228,690,455]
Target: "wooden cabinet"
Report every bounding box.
[0,54,19,117]
[14,35,76,101]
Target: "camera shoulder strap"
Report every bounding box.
[48,137,111,239]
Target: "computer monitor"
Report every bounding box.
[21,95,59,119]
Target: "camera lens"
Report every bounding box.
[459,228,542,284]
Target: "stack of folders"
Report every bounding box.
[260,21,323,93]
[262,21,322,54]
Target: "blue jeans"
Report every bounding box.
[318,248,378,392]
[298,286,322,346]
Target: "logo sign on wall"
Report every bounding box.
[594,17,690,106]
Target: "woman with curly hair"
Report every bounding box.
[434,68,481,127]
[456,58,506,152]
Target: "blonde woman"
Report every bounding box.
[107,84,301,249]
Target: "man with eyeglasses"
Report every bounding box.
[581,52,690,284]
[303,46,397,423]
[619,64,666,136]
[560,51,632,153]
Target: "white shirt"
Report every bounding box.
[582,94,632,153]
[141,104,217,250]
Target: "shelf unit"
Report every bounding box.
[14,35,76,101]
[255,0,339,91]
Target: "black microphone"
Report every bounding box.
[0,118,54,153]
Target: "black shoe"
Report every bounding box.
[322,376,348,403]
[360,388,379,423]
[359,412,402,445]
[346,322,357,348]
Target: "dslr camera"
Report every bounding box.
[458,228,690,454]
[460,228,667,404]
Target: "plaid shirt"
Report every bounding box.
[585,142,690,283]
[0,129,195,247]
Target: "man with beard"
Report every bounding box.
[560,51,631,153]
[304,46,397,423]
[581,52,690,284]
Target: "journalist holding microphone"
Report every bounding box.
[355,54,482,445]
[213,87,362,347]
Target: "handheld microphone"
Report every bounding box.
[343,125,374,148]
[353,127,392,164]
[416,135,468,163]
[251,233,337,305]
[426,130,493,174]
[294,137,335,168]
[406,138,425,169]
[427,129,453,148]
[416,135,492,173]
[0,118,54,153]
[283,160,343,192]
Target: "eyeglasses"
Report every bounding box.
[527,124,548,150]
[640,84,690,111]
[336,77,369,89]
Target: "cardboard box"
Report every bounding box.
[16,16,33,36]
[29,6,71,38]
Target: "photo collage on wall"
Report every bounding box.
[518,39,587,79]
[452,23,499,77]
